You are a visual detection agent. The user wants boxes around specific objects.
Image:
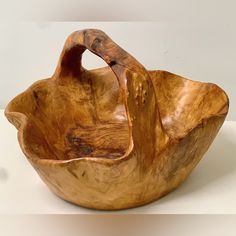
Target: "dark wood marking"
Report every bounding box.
[109,60,116,67]
[67,166,79,179]
[66,131,94,157]
[32,90,39,100]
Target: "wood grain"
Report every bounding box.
[5,29,229,210]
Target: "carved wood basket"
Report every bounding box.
[5,29,229,210]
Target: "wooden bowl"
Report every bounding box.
[5,29,229,210]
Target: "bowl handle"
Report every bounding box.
[53,29,166,161]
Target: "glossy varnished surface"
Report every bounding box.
[5,29,229,210]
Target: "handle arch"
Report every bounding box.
[53,29,166,164]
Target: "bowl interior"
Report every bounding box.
[6,67,228,160]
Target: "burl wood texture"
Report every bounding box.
[5,29,229,210]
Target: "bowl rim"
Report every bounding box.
[5,68,229,166]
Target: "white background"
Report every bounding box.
[0,0,236,22]
[1,215,236,236]
[0,22,235,119]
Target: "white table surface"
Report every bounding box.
[0,109,235,214]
